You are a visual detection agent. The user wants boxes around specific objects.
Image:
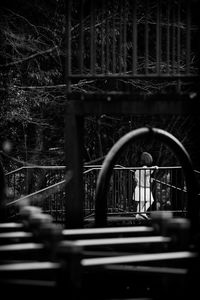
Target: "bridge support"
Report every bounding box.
[65,103,84,229]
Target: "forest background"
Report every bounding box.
[1,0,200,174]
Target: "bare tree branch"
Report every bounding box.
[0,46,59,67]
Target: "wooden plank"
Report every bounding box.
[82,251,197,267]
[61,236,171,247]
[62,225,153,237]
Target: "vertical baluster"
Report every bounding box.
[106,2,110,74]
[14,172,16,200]
[116,171,118,212]
[80,0,84,74]
[119,0,123,74]
[132,0,137,75]
[90,0,96,75]
[145,0,149,75]
[177,0,181,75]
[169,168,172,209]
[167,0,170,75]
[172,1,176,75]
[66,0,72,92]
[101,0,105,74]
[112,0,116,74]
[186,0,191,75]
[150,168,152,210]
[144,169,146,212]
[89,173,91,213]
[177,0,181,91]
[123,0,127,74]
[116,170,118,212]
[156,0,161,75]
[139,169,141,212]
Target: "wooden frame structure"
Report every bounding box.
[64,0,200,228]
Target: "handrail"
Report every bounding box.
[5,165,66,176]
[6,164,193,178]
[6,179,66,207]
[152,178,187,193]
[5,163,199,217]
[5,167,101,207]
[5,165,195,206]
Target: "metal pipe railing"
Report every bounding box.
[4,161,199,225]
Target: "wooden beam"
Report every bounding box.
[66,94,200,115]
[65,103,84,228]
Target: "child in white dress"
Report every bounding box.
[133,152,158,219]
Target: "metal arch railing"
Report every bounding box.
[95,127,199,234]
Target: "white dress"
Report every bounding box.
[133,166,154,212]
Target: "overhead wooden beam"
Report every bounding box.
[66,93,200,116]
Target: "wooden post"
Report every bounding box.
[65,102,84,229]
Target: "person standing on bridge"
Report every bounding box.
[133,152,158,219]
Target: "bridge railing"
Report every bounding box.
[4,165,193,223]
[5,166,66,200]
[66,0,198,95]
[84,165,188,217]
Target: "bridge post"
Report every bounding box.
[64,103,84,229]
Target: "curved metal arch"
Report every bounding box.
[95,127,199,232]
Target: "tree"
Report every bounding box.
[0,0,66,169]
[0,0,200,174]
